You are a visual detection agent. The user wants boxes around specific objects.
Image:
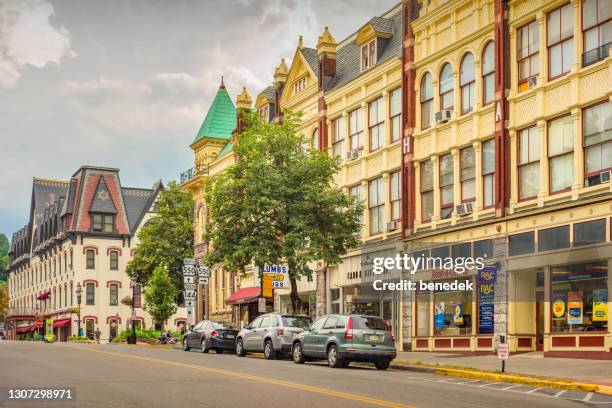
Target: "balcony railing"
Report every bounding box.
[583,42,611,67]
[180,163,209,183]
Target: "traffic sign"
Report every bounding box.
[183,276,195,285]
[184,290,196,300]
[185,300,194,308]
[497,343,509,360]
[184,283,197,291]
[182,266,196,276]
[199,277,209,285]
[183,259,197,266]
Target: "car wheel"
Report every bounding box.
[327,344,344,368]
[201,339,209,353]
[374,359,391,370]
[292,342,305,364]
[236,338,246,357]
[264,340,276,360]
[183,339,190,352]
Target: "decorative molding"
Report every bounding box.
[106,247,123,256]
[82,245,99,255]
[82,279,99,288]
[105,280,122,288]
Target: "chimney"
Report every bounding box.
[274,59,289,121]
[235,87,252,133]
[317,26,337,89]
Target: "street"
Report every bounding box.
[1,341,611,407]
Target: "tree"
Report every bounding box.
[126,181,194,291]
[0,281,7,322]
[0,233,8,282]
[143,265,177,331]
[204,112,363,313]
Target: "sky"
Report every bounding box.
[0,0,397,240]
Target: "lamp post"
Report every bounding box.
[75,282,82,337]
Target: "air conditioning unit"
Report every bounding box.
[435,110,452,124]
[386,221,399,231]
[455,202,473,216]
[601,170,611,183]
[346,149,361,160]
[527,76,537,89]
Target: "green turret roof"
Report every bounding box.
[193,83,236,144]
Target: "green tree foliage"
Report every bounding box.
[126,181,194,290]
[0,233,9,282]
[204,111,363,313]
[0,281,7,322]
[143,265,177,330]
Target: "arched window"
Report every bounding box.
[482,42,495,105]
[311,128,319,150]
[439,63,454,111]
[460,53,475,114]
[420,72,434,129]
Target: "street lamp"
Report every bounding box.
[75,282,82,337]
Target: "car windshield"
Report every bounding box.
[352,316,388,331]
[210,322,237,330]
[281,316,312,328]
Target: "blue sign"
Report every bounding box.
[478,266,496,334]
[434,302,445,329]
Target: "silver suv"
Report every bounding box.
[236,313,312,359]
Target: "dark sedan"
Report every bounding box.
[183,320,239,353]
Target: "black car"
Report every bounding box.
[183,320,239,353]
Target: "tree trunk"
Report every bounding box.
[289,274,302,314]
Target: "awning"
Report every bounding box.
[53,319,71,328]
[15,325,35,334]
[37,290,50,300]
[225,287,260,305]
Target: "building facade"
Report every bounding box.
[6,166,187,342]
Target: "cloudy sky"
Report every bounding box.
[0,0,397,238]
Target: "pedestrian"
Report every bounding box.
[94,327,101,344]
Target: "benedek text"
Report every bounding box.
[373,279,474,291]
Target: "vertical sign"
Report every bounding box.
[593,289,608,321]
[478,266,496,334]
[567,291,583,325]
[45,319,54,342]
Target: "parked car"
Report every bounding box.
[183,320,239,353]
[291,314,396,370]
[236,313,312,359]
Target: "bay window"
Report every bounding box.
[460,147,475,202]
[368,97,385,151]
[439,154,454,219]
[519,126,540,199]
[548,115,574,193]
[518,21,539,91]
[420,160,434,221]
[547,4,574,79]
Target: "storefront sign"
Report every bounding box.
[552,294,566,318]
[435,302,445,329]
[454,304,464,325]
[259,264,288,288]
[593,289,608,322]
[478,267,495,334]
[45,319,54,342]
[262,275,273,298]
[567,291,583,325]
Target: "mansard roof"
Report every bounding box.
[89,176,118,214]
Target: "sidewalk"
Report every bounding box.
[395,351,612,386]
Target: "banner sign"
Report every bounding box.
[454,304,464,325]
[593,289,608,322]
[45,319,54,342]
[478,266,496,334]
[434,302,445,329]
[567,291,583,325]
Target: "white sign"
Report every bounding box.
[182,266,196,276]
[258,297,266,313]
[185,300,195,308]
[497,343,509,360]
[195,266,211,279]
[183,276,195,284]
[186,307,194,325]
[259,264,288,274]
[183,259,197,266]
[199,277,209,285]
[184,290,196,300]
[184,283,197,291]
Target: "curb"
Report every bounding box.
[390,360,610,395]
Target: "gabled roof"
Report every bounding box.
[300,47,319,76]
[193,84,237,144]
[367,16,394,35]
[89,176,118,214]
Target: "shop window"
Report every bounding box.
[482,139,496,207]
[482,42,495,106]
[86,250,95,269]
[349,108,364,151]
[420,160,434,221]
[460,147,475,202]
[473,239,493,260]
[434,279,473,336]
[431,246,450,259]
[538,225,570,252]
[547,4,574,79]
[368,97,385,151]
[582,0,611,67]
[390,171,401,221]
[109,251,119,270]
[368,177,385,235]
[574,219,606,246]
[518,126,540,199]
[331,116,345,158]
[420,72,434,129]
[416,292,430,337]
[548,116,574,193]
[413,249,429,259]
[389,88,401,142]
[460,53,475,114]
[86,282,95,305]
[583,101,612,186]
[551,262,608,333]
[518,20,539,91]
[509,231,535,256]
[439,63,454,112]
[439,154,454,219]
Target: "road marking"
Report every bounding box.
[583,392,594,402]
[501,384,523,391]
[477,382,501,388]
[64,345,414,408]
[456,380,481,385]
[554,390,567,398]
[526,388,541,394]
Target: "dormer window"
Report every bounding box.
[91,214,114,233]
[258,105,269,120]
[361,40,376,71]
[294,77,307,94]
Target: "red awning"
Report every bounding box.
[225,287,260,305]
[15,325,35,334]
[37,290,51,300]
[53,319,71,328]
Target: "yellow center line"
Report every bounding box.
[63,344,415,408]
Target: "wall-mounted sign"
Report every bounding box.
[262,275,273,298]
[593,289,608,322]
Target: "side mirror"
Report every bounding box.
[189,325,194,332]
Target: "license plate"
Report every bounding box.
[226,334,235,339]
[368,335,380,342]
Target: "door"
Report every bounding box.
[251,316,270,351]
[303,317,327,356]
[109,320,118,341]
[536,291,544,351]
[244,316,263,350]
[320,316,340,357]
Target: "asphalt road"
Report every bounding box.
[0,341,610,408]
